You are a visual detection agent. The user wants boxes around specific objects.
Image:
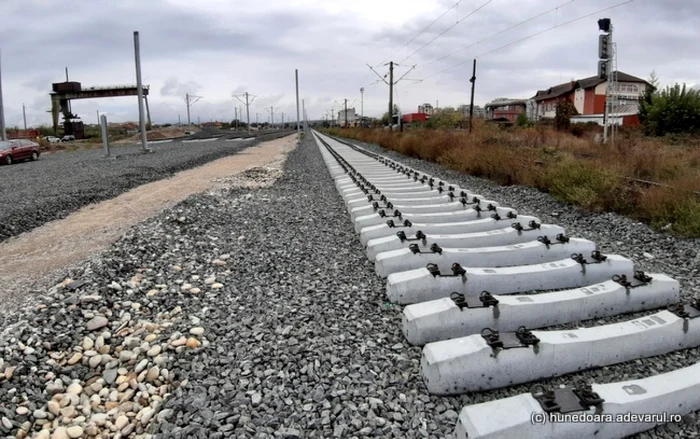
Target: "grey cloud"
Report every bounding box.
[160,77,203,97]
[1,0,698,125]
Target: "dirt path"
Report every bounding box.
[0,134,297,319]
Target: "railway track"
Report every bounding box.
[311,130,700,439]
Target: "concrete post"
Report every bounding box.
[100,114,110,157]
[133,31,148,151]
[295,69,301,142]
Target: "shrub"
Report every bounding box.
[639,83,700,136]
[516,112,529,127]
[320,124,700,237]
[542,158,622,211]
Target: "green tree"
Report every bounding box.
[230,119,248,129]
[516,112,529,127]
[554,99,578,130]
[382,104,401,125]
[425,108,463,129]
[638,80,700,136]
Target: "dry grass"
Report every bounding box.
[324,124,700,237]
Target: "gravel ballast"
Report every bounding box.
[1,132,699,439]
[0,131,291,243]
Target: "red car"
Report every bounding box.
[0,139,41,165]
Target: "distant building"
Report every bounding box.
[337,108,358,126]
[402,113,429,124]
[532,71,649,125]
[457,104,485,118]
[484,98,532,122]
[418,103,434,115]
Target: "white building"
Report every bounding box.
[532,71,649,121]
[337,108,358,126]
[418,103,434,115]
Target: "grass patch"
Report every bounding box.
[323,124,700,237]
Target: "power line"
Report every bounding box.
[398,0,493,65]
[419,0,635,81]
[420,0,576,70]
[376,0,464,67]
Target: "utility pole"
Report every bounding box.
[295,69,301,142]
[178,114,181,125]
[598,18,614,146]
[360,87,364,127]
[468,59,477,133]
[344,98,348,128]
[0,49,8,141]
[96,109,100,127]
[282,112,285,129]
[234,107,238,131]
[266,107,275,130]
[185,92,202,128]
[302,99,306,132]
[133,31,148,151]
[367,61,420,132]
[23,104,27,131]
[244,93,252,134]
[388,61,394,131]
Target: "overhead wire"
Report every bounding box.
[419,0,576,70]
[398,0,494,64]
[374,0,464,67]
[419,0,635,81]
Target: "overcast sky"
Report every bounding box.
[1,0,698,127]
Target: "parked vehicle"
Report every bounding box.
[0,139,41,165]
[44,136,62,143]
[61,135,75,142]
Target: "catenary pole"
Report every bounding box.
[388,61,394,131]
[468,59,477,133]
[0,49,7,141]
[133,31,148,151]
[295,69,301,141]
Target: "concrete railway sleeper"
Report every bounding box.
[374,238,596,277]
[349,198,501,224]
[453,361,700,439]
[358,215,538,246]
[352,207,517,233]
[421,307,700,394]
[366,224,566,261]
[403,273,680,345]
[312,131,692,438]
[386,254,634,305]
